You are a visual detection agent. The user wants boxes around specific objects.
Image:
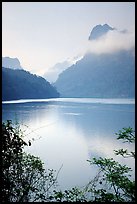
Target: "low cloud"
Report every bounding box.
[43,55,83,83]
[44,28,135,82]
[70,55,83,64]
[43,60,72,82]
[86,29,135,55]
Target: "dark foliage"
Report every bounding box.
[1,120,57,202]
[2,67,60,100]
[1,120,135,202]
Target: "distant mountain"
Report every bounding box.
[2,57,23,70]
[43,61,72,83]
[54,50,135,98]
[2,67,60,101]
[43,56,83,83]
[88,24,115,40]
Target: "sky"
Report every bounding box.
[2,2,135,79]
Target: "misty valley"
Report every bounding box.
[2,14,135,201]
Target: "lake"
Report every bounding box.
[2,98,135,190]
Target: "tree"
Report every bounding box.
[50,127,135,202]
[1,121,135,202]
[86,127,135,202]
[1,120,57,202]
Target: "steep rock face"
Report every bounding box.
[54,50,135,98]
[2,57,23,70]
[88,24,114,40]
[2,68,60,101]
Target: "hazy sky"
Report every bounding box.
[2,2,135,76]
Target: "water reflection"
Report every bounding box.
[2,99,135,190]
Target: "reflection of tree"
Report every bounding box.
[51,127,135,202]
[1,120,135,202]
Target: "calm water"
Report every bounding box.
[2,98,135,190]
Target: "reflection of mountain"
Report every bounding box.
[2,57,23,70]
[54,50,135,98]
[2,67,60,101]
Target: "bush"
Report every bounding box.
[1,120,135,202]
[1,120,57,202]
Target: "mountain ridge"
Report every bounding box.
[2,67,60,101]
[88,23,115,40]
[2,57,23,70]
[54,50,135,98]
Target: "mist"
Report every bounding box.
[86,29,135,55]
